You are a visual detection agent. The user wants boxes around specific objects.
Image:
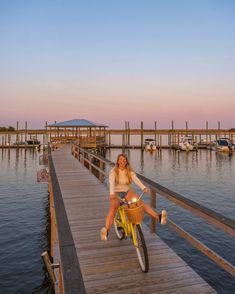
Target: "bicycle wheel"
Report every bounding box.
[134,224,149,272]
[114,210,125,240]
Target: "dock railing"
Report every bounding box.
[71,143,235,278]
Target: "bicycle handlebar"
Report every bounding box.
[118,191,145,205]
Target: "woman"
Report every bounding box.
[100,153,167,241]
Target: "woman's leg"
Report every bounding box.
[125,190,167,224]
[100,196,120,241]
[105,196,120,230]
[141,201,160,220]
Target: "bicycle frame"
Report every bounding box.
[115,204,141,248]
[114,192,149,272]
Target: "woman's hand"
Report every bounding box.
[143,187,149,193]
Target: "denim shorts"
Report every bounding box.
[118,191,129,199]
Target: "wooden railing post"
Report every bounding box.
[150,189,157,233]
[99,160,105,182]
[78,148,81,161]
[89,154,92,172]
[41,251,57,284]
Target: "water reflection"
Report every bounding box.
[0,149,52,293]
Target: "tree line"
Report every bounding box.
[0,126,15,132]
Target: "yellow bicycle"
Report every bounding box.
[114,192,149,272]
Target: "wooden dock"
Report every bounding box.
[49,145,216,293]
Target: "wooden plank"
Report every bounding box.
[48,148,86,294]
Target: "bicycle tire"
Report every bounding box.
[134,224,149,272]
[114,211,125,240]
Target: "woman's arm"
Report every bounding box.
[131,172,146,191]
[109,169,116,196]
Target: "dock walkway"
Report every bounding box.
[51,145,216,293]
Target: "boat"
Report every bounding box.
[178,135,197,151]
[26,137,40,145]
[198,138,209,147]
[13,141,28,146]
[207,138,233,152]
[144,139,157,151]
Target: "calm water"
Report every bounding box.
[106,148,235,294]
[0,149,52,294]
[1,146,234,293]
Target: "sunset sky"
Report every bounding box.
[0,0,234,129]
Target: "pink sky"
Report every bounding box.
[1,75,234,129]
[1,1,234,130]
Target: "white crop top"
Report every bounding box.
[109,168,146,195]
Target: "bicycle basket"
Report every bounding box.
[125,205,144,223]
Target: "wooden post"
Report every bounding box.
[49,182,56,257]
[122,134,125,149]
[49,126,51,143]
[141,121,144,150]
[154,122,157,145]
[2,136,3,146]
[128,121,130,146]
[125,121,127,148]
[89,154,92,172]
[218,121,220,139]
[16,121,19,145]
[150,190,157,233]
[109,131,111,147]
[83,150,86,165]
[25,121,27,141]
[206,121,208,143]
[99,160,105,182]
[78,148,81,161]
[93,127,96,148]
[58,267,63,294]
[171,120,175,145]
[8,133,11,147]
[41,251,56,284]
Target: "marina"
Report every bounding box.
[1,120,235,151]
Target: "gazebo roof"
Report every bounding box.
[48,119,108,128]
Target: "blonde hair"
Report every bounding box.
[114,154,133,184]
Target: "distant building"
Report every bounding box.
[47,119,108,149]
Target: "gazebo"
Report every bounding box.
[47,119,108,149]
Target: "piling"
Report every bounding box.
[141,121,144,150]
[16,121,19,145]
[25,121,27,141]
[154,121,157,145]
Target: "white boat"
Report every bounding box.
[208,138,233,152]
[178,135,197,151]
[144,139,157,151]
